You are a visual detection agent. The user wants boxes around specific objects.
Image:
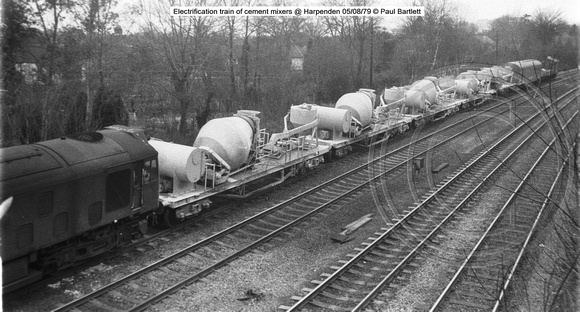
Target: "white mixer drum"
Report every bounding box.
[383,87,406,104]
[409,80,437,104]
[404,90,427,109]
[455,79,478,95]
[193,116,254,171]
[335,89,375,127]
[438,77,456,90]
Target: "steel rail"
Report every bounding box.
[51,79,574,312]
[122,102,534,312]
[349,99,574,312]
[51,91,517,311]
[430,110,577,312]
[284,85,579,311]
[491,142,572,312]
[355,89,579,312]
[48,74,567,297]
[126,92,549,312]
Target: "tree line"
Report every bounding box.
[1,0,578,146]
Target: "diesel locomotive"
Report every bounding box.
[0,126,159,292]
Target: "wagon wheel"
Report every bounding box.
[163,208,180,228]
[323,150,335,162]
[298,162,307,175]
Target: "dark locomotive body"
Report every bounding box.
[0,126,159,292]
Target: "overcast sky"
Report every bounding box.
[367,0,580,30]
[115,0,579,33]
[458,0,580,27]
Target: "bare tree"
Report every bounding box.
[138,0,217,135]
[217,0,241,112]
[530,10,566,58]
[321,0,379,88]
[71,0,121,130]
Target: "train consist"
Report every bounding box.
[0,57,559,292]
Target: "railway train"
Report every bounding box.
[0,57,559,292]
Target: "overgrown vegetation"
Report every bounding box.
[1,0,578,146]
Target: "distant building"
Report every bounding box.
[289,44,307,71]
[13,30,47,84]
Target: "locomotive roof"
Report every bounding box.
[0,144,62,181]
[0,126,157,194]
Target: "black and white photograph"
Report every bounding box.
[1,0,579,311]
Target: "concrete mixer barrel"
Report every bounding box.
[455,79,478,95]
[335,89,375,127]
[148,140,205,183]
[193,116,255,171]
[409,79,437,104]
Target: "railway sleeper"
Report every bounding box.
[420,193,435,200]
[318,290,364,302]
[464,271,505,283]
[487,238,523,247]
[313,190,340,199]
[128,281,158,294]
[377,238,404,247]
[88,298,125,312]
[308,299,351,311]
[456,278,497,289]
[429,237,446,246]
[236,228,265,239]
[349,262,390,273]
[213,239,237,250]
[447,298,492,310]
[247,223,275,233]
[401,226,433,236]
[380,222,395,228]
[359,249,396,260]
[423,243,461,255]
[344,267,377,278]
[203,246,229,257]
[269,210,304,222]
[159,266,187,279]
[302,197,330,205]
[401,208,416,215]
[357,257,395,267]
[452,288,495,301]
[348,176,368,184]
[188,251,214,263]
[333,275,378,287]
[266,214,293,225]
[488,231,526,242]
[291,203,319,211]
[175,258,190,266]
[330,282,371,294]
[146,272,173,285]
[109,290,142,305]
[365,245,409,255]
[405,219,431,227]
[508,223,533,234]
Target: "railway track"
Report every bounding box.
[429,113,576,312]
[45,76,576,312]
[47,89,546,312]
[279,85,579,311]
